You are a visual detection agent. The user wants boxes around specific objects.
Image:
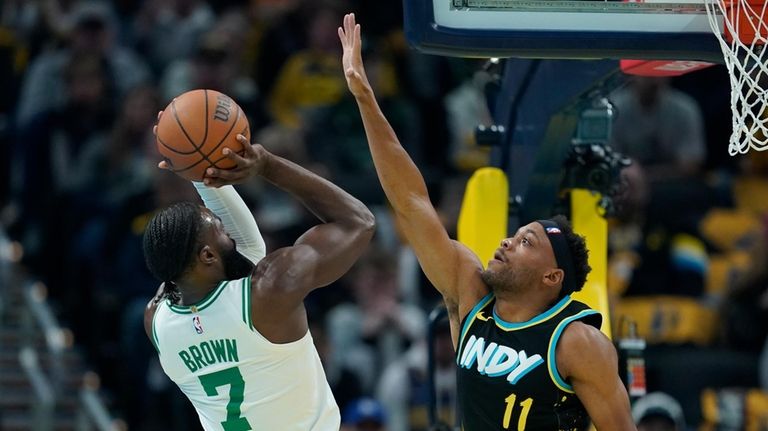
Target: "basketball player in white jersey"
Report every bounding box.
[143,127,375,431]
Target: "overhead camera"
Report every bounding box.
[562,99,631,213]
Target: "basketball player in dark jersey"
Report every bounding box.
[339,14,636,430]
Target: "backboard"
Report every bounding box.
[404,0,724,61]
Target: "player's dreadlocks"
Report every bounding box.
[551,215,591,297]
[143,202,203,303]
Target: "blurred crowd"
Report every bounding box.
[0,0,766,430]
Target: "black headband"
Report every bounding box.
[536,219,577,294]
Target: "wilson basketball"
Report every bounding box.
[156,89,250,181]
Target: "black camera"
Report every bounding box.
[564,142,629,194]
[561,99,631,212]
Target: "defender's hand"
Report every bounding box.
[338,13,371,98]
[200,134,270,187]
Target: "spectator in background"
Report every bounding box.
[15,1,148,127]
[160,10,265,129]
[631,392,686,431]
[444,64,493,172]
[610,77,706,181]
[268,4,346,129]
[253,0,308,99]
[304,41,417,205]
[132,0,214,74]
[0,17,25,208]
[341,397,389,431]
[607,77,722,299]
[377,318,456,431]
[14,51,117,280]
[326,246,427,394]
[69,85,160,210]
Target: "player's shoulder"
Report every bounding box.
[558,321,617,371]
[556,321,618,383]
[450,239,490,318]
[560,321,608,347]
[249,246,315,296]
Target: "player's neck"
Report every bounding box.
[174,278,221,306]
[493,291,557,323]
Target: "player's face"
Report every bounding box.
[200,208,254,280]
[221,239,254,280]
[481,222,558,294]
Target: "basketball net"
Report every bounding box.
[704,0,768,154]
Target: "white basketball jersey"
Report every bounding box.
[151,277,340,431]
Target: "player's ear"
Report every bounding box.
[199,245,217,264]
[543,268,564,288]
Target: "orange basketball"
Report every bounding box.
[156,89,250,182]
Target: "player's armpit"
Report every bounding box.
[557,322,637,431]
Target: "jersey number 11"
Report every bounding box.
[503,393,533,430]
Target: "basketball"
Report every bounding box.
[156,89,250,181]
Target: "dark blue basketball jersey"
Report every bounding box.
[456,294,602,431]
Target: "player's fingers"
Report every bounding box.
[345,13,352,34]
[153,125,157,136]
[203,177,225,188]
[158,160,170,170]
[236,133,251,147]
[355,24,361,48]
[222,147,248,165]
[206,167,237,180]
[235,134,258,158]
[157,110,163,120]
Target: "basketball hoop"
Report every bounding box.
[704,0,768,154]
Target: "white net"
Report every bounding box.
[704,0,768,154]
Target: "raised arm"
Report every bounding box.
[154,113,267,265]
[205,136,375,342]
[339,14,487,322]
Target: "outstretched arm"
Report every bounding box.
[206,137,375,342]
[339,14,487,329]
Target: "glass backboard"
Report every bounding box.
[404,0,724,61]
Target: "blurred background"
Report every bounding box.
[0,0,766,430]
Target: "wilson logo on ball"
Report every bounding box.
[214,94,232,122]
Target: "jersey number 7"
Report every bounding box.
[199,366,253,431]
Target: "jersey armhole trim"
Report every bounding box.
[151,306,161,354]
[546,309,601,393]
[456,292,494,363]
[242,275,253,330]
